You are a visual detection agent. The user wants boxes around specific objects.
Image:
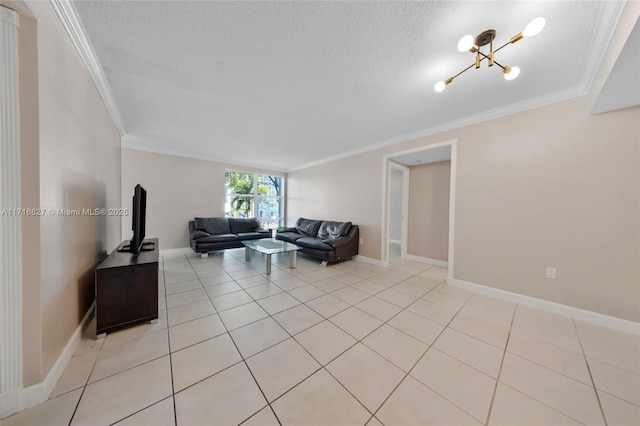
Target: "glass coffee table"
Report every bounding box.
[242,238,302,275]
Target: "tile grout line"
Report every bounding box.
[483,302,517,425]
[368,287,475,423]
[266,264,453,423]
[69,255,173,426]
[196,252,439,423]
[487,306,604,425]
[317,289,438,421]
[107,255,176,425]
[502,309,622,383]
[572,317,609,426]
[195,252,285,426]
[82,253,441,424]
[163,255,180,426]
[65,309,102,426]
[226,253,360,424]
[138,254,457,424]
[38,251,635,425]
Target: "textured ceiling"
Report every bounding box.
[71,1,620,171]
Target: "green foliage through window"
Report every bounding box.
[224,170,283,227]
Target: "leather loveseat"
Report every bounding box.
[189,217,269,257]
[276,218,359,263]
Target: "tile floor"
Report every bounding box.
[4,246,640,425]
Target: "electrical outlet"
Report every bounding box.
[545,267,557,279]
[359,238,364,244]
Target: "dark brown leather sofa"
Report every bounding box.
[276,218,359,263]
[189,217,269,257]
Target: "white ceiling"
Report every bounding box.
[70,0,624,172]
[390,145,451,167]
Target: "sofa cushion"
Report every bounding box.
[276,232,302,244]
[236,231,268,240]
[229,218,261,234]
[194,217,230,234]
[295,218,323,237]
[191,230,211,240]
[196,233,239,243]
[295,237,333,251]
[317,221,352,240]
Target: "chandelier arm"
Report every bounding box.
[493,41,511,53]
[452,62,477,80]
[492,60,507,71]
[445,51,509,84]
[477,51,507,71]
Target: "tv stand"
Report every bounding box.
[116,241,156,253]
[95,238,159,336]
[139,241,155,251]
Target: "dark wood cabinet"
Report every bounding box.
[95,238,159,336]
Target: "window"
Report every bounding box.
[225,170,283,228]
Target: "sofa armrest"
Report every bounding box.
[322,236,351,248]
[325,225,359,260]
[191,230,211,240]
[278,227,297,233]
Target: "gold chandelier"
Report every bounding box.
[434,17,546,92]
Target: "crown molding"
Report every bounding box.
[579,0,627,95]
[288,83,588,173]
[121,140,289,174]
[122,82,588,175]
[48,0,125,135]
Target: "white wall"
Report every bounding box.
[121,148,284,249]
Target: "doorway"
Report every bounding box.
[381,140,457,278]
[388,163,409,260]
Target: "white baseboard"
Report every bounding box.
[0,388,22,419]
[22,302,95,410]
[159,247,192,257]
[404,254,448,268]
[354,255,385,266]
[447,278,640,336]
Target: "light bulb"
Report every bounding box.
[504,66,520,81]
[457,35,475,52]
[523,17,545,37]
[434,80,447,92]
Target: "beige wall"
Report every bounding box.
[15,0,122,385]
[452,99,639,322]
[289,97,639,321]
[286,149,382,259]
[288,6,640,322]
[121,148,284,250]
[407,161,450,262]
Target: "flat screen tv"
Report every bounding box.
[129,184,148,254]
